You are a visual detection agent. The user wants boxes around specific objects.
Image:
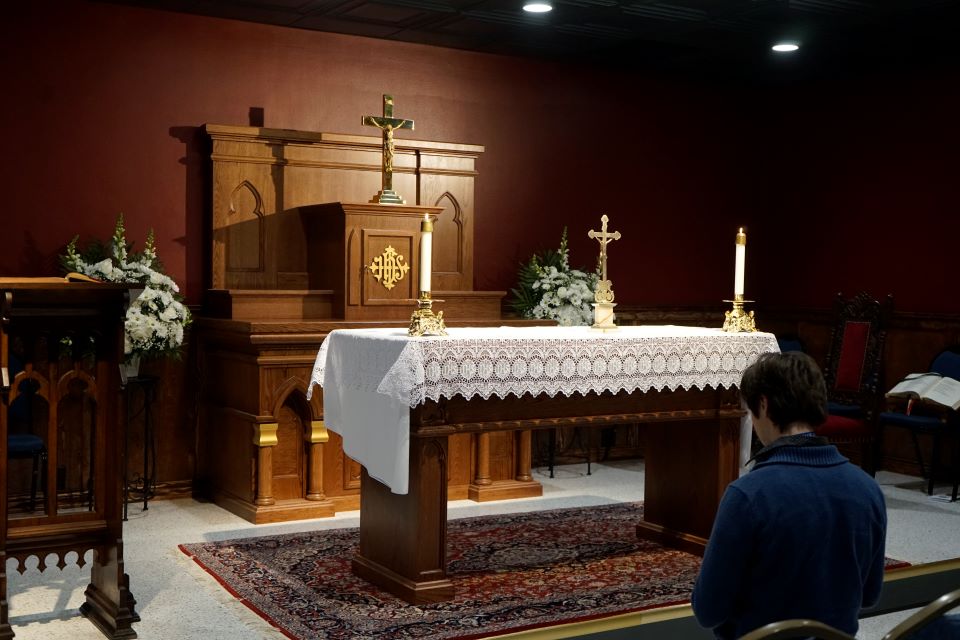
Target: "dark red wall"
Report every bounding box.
[749,71,960,314]
[2,1,956,314]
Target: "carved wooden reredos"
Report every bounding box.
[206,125,482,294]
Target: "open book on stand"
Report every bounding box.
[886,372,960,411]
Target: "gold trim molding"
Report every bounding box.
[253,422,279,447]
[308,420,329,444]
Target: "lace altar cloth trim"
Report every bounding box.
[310,325,780,407]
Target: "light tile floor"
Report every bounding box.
[5,463,959,639]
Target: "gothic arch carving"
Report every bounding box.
[57,367,96,399]
[9,367,50,403]
[55,368,98,502]
[432,191,464,273]
[227,180,265,273]
[271,377,312,424]
[423,437,447,466]
[270,378,312,500]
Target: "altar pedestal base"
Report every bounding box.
[354,440,454,605]
[637,416,742,556]
[468,480,542,502]
[212,494,337,525]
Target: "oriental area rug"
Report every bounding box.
[179,503,908,640]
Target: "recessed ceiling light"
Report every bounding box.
[772,43,799,52]
[523,2,553,13]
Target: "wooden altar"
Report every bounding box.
[197,124,542,524]
[313,324,773,603]
[354,387,743,604]
[0,281,137,639]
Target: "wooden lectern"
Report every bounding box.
[0,280,137,639]
[196,125,544,524]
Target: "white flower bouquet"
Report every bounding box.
[60,215,191,361]
[509,228,599,326]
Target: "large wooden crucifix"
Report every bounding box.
[363,94,415,205]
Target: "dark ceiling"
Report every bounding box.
[104,0,960,82]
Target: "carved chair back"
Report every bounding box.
[821,291,894,421]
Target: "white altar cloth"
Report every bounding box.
[309,325,779,494]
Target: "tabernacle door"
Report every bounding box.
[299,202,443,321]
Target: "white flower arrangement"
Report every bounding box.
[61,215,191,361]
[510,228,599,326]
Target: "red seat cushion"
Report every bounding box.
[816,413,871,438]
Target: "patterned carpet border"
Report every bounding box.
[180,503,909,640]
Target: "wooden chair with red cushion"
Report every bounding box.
[815,291,894,475]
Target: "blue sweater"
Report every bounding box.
[691,439,887,639]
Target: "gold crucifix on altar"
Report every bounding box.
[588,214,621,330]
[363,94,415,205]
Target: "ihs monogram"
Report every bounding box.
[368,246,410,290]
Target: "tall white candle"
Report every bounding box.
[734,227,746,297]
[419,215,433,293]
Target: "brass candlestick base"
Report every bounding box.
[722,297,757,333]
[409,293,447,337]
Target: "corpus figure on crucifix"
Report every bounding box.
[363,94,415,205]
[588,214,621,304]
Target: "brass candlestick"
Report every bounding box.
[409,291,447,337]
[722,294,757,333]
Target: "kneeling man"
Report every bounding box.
[692,351,887,639]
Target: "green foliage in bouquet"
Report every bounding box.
[60,214,191,361]
[509,228,599,326]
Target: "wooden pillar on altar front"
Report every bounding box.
[473,433,491,486]
[516,431,533,482]
[468,429,542,502]
[305,420,328,501]
[253,423,278,506]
